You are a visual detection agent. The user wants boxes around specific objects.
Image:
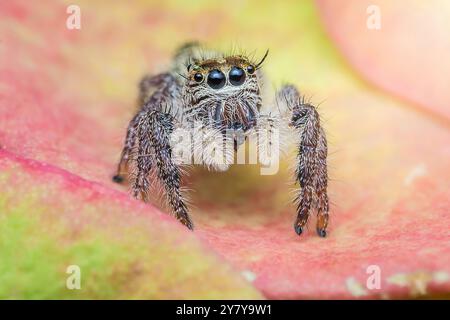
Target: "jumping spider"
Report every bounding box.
[113,43,329,237]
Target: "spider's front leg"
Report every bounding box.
[278,85,329,237]
[114,72,193,230]
[113,73,178,184]
[131,109,193,230]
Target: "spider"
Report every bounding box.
[113,42,329,237]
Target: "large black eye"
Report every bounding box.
[193,72,203,82]
[229,67,246,86]
[207,69,226,89]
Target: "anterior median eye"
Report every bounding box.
[229,67,246,86]
[207,69,226,89]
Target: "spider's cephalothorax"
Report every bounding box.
[178,44,268,150]
[183,55,262,142]
[114,42,330,238]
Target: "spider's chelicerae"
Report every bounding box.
[113,43,330,237]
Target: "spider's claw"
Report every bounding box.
[112,174,125,184]
[181,217,194,231]
[317,228,327,238]
[294,224,303,236]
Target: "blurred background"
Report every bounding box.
[0,0,449,299]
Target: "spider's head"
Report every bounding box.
[182,51,267,135]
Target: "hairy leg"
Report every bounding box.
[132,109,193,229]
[139,73,179,107]
[114,73,182,183]
[277,85,330,237]
[113,113,139,184]
[315,127,329,237]
[115,73,192,229]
